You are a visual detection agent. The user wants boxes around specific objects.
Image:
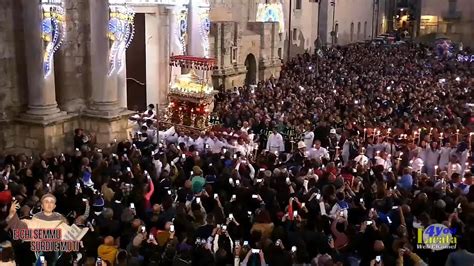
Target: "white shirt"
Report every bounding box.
[410,158,424,173]
[365,144,375,159]
[203,138,215,152]
[235,143,250,156]
[439,147,454,170]
[303,131,315,150]
[375,156,391,170]
[210,138,227,154]
[266,133,285,152]
[178,136,194,148]
[241,126,251,134]
[194,137,206,152]
[354,154,369,166]
[424,148,440,167]
[309,147,330,161]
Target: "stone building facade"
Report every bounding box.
[208,0,283,89]
[0,0,384,154]
[0,0,282,154]
[0,0,136,155]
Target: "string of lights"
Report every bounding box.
[41,3,65,78]
[198,8,210,58]
[107,3,135,76]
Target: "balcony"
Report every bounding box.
[442,10,462,21]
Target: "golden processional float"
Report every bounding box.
[160,55,218,134]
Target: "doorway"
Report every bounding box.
[126,13,146,112]
[244,54,257,86]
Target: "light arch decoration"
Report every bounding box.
[41,0,66,78]
[256,2,285,33]
[199,8,210,58]
[177,9,189,55]
[108,1,135,76]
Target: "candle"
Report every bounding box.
[434,165,438,176]
[429,127,433,135]
[363,128,367,141]
[373,129,377,142]
[439,132,444,140]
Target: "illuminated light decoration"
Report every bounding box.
[198,8,210,58]
[177,9,188,54]
[256,2,285,33]
[41,0,66,78]
[107,1,135,76]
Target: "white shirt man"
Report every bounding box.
[410,157,424,173]
[266,130,285,153]
[235,142,250,156]
[303,131,315,150]
[354,153,369,167]
[193,135,206,152]
[203,137,215,153]
[375,155,391,171]
[439,145,454,170]
[178,135,194,148]
[210,137,228,154]
[309,141,330,161]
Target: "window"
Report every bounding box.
[364,21,367,39]
[350,22,354,42]
[293,28,297,40]
[296,0,302,10]
[278,47,282,59]
[357,22,361,40]
[231,46,238,63]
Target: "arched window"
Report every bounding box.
[357,22,361,40]
[350,22,354,42]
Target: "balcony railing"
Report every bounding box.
[442,10,462,20]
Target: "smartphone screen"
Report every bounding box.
[170,224,175,232]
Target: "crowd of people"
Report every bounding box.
[0,42,473,266]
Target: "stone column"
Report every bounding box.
[158,7,170,112]
[87,0,120,117]
[117,51,128,109]
[145,11,160,108]
[21,0,64,121]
